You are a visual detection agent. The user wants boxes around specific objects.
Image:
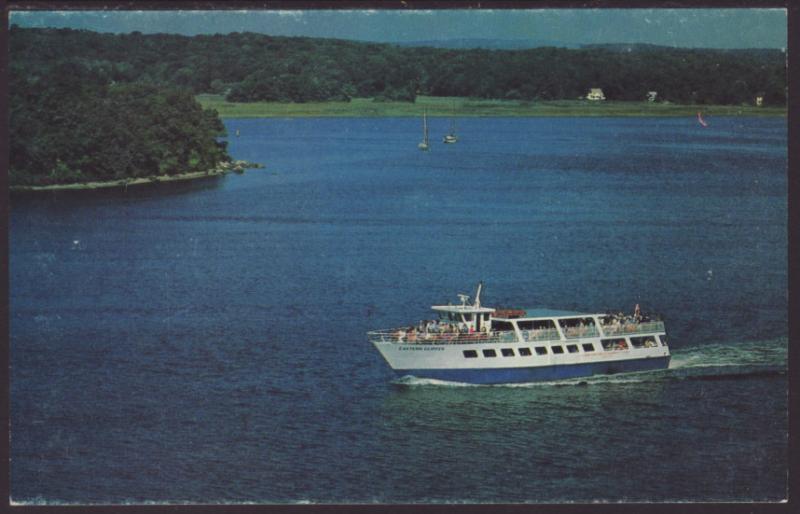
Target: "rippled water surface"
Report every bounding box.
[10,116,788,503]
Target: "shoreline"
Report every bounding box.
[196,95,787,119]
[10,160,261,192]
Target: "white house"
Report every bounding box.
[647,91,658,102]
[586,88,606,101]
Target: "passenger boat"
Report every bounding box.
[368,283,670,384]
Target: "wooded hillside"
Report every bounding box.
[10,61,229,186]
[11,26,787,106]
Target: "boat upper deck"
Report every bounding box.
[368,284,664,345]
[368,313,665,345]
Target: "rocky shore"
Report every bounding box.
[10,160,263,192]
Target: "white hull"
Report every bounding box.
[373,334,669,371]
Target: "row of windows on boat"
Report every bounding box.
[461,336,666,359]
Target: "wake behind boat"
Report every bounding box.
[368,283,670,384]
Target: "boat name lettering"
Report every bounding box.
[399,346,445,351]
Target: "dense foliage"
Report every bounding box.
[10,51,229,186]
[11,26,787,106]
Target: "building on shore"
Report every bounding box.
[586,88,606,101]
[646,91,658,102]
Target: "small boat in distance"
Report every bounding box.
[368,283,671,385]
[418,110,430,151]
[443,117,458,144]
[697,111,709,127]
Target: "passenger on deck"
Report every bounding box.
[634,304,642,323]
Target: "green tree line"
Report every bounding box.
[10,47,229,186]
[11,26,787,106]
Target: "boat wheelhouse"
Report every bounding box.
[368,283,670,384]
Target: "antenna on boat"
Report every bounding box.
[457,293,470,306]
[474,281,483,308]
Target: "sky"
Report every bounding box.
[9,8,788,49]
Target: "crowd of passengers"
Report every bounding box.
[394,319,487,342]
[394,304,660,342]
[599,304,660,332]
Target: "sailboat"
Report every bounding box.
[418,110,430,151]
[443,111,458,144]
[443,118,458,144]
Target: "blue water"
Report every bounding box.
[10,116,788,503]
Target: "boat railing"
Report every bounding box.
[368,329,522,345]
[600,321,665,336]
[369,321,666,344]
[560,326,600,339]
[521,329,562,343]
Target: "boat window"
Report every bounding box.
[535,346,548,355]
[446,312,463,322]
[566,344,579,353]
[464,313,473,322]
[630,336,658,348]
[582,343,595,352]
[501,348,515,357]
[558,317,596,329]
[463,350,478,358]
[559,317,598,338]
[483,349,497,358]
[601,338,628,351]
[552,346,564,354]
[519,347,532,356]
[658,335,668,346]
[492,321,516,332]
[517,319,556,331]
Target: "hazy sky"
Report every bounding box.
[9,8,788,49]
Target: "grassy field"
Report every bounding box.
[197,94,786,118]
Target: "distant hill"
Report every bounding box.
[581,43,783,54]
[393,38,578,49]
[581,43,676,52]
[10,27,787,107]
